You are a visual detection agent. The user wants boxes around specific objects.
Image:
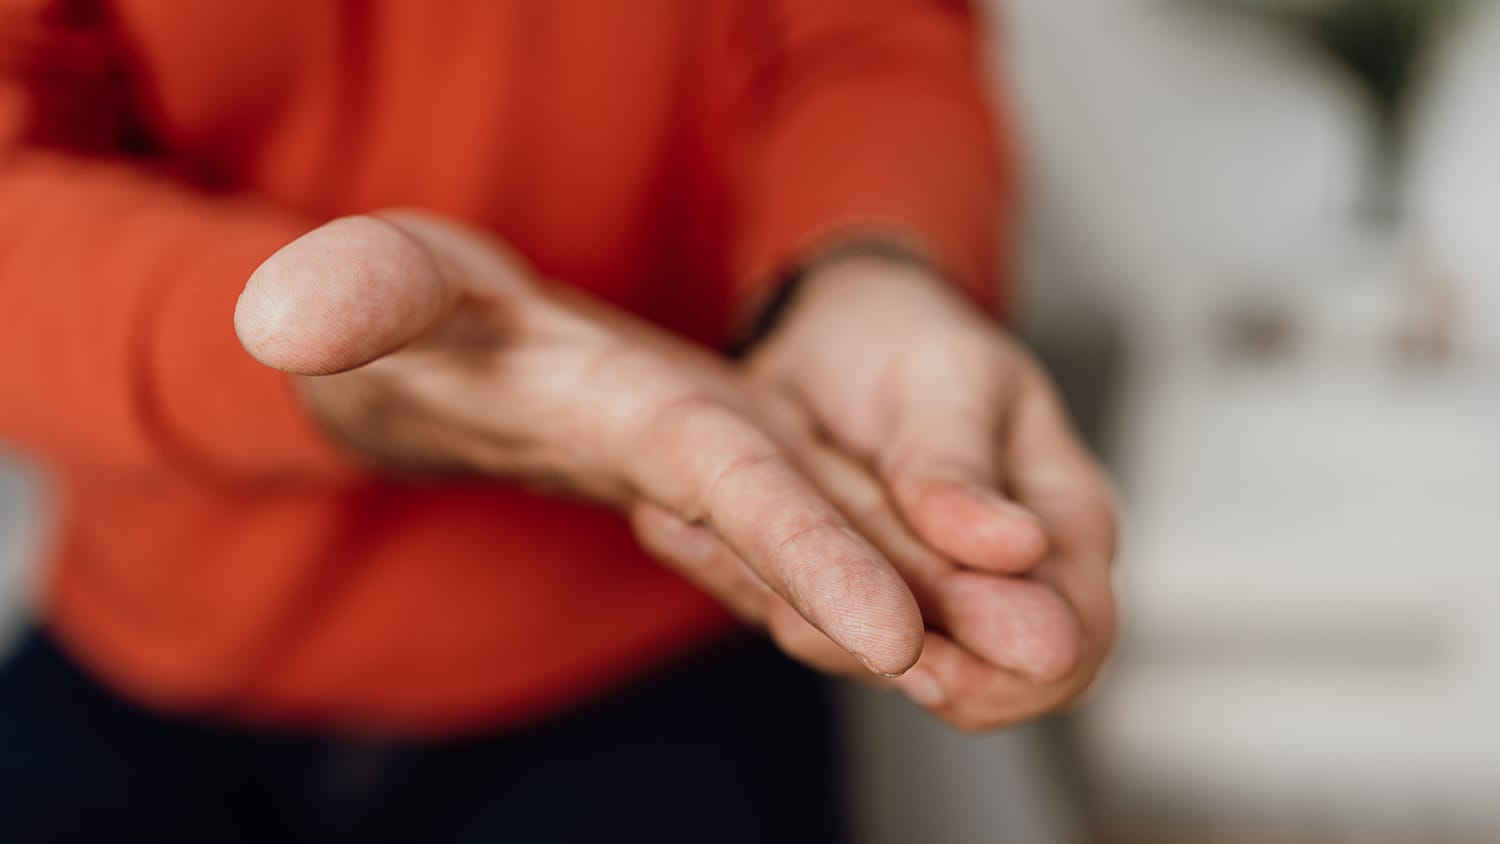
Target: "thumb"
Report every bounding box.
[880,400,1049,575]
[235,214,462,376]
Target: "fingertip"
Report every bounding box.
[845,603,924,677]
[236,216,452,375]
[233,272,289,366]
[1006,605,1081,686]
[942,573,1081,684]
[855,644,921,679]
[237,258,346,375]
[1028,629,1082,686]
[800,531,924,677]
[840,577,926,678]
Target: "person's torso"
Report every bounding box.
[48,0,749,735]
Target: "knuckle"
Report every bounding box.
[704,448,785,509]
[691,445,786,528]
[629,392,777,518]
[564,345,690,454]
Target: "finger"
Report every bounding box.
[875,347,1048,574]
[799,440,1080,682]
[932,571,1080,684]
[629,500,769,623]
[632,500,893,681]
[236,214,462,375]
[1005,368,1120,681]
[764,600,885,680]
[895,632,1086,732]
[621,396,924,677]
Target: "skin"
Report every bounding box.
[234,209,1118,731]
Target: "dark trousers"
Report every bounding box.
[0,628,847,843]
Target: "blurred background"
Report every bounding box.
[3,0,1498,841]
[845,0,1500,841]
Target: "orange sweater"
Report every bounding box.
[0,0,1011,734]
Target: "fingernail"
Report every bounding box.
[900,666,944,707]
[969,486,1038,521]
[855,652,906,679]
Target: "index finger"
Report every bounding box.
[619,392,925,677]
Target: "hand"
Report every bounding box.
[745,254,1119,730]
[233,210,928,677]
[633,411,1095,699]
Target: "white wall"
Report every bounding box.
[994,0,1500,833]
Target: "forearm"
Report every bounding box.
[718,0,1017,328]
[0,148,348,481]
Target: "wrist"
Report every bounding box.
[795,252,950,315]
[781,253,978,347]
[729,238,940,358]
